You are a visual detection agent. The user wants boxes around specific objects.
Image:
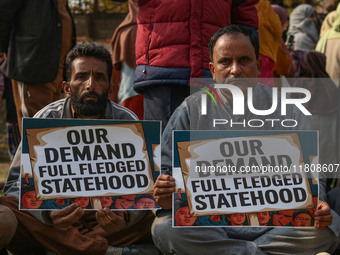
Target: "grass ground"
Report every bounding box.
[0,161,10,196]
[0,162,10,183]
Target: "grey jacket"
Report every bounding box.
[160,84,340,236]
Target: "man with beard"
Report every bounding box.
[0,44,160,255]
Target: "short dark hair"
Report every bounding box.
[208,24,259,62]
[65,43,113,82]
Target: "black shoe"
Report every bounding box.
[122,244,162,255]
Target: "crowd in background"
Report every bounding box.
[1,0,340,254]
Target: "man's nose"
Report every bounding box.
[85,76,95,90]
[230,61,241,76]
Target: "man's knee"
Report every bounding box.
[0,205,17,248]
[152,213,171,243]
[152,211,180,254]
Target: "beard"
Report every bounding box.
[71,90,108,116]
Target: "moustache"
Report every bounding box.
[80,91,100,101]
[224,78,250,85]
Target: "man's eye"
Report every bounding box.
[220,60,231,66]
[76,74,86,79]
[96,74,107,80]
[240,58,250,65]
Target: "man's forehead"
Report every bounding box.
[214,33,253,51]
[212,33,258,66]
[71,57,107,72]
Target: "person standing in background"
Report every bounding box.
[287,4,319,52]
[320,9,337,38]
[0,72,20,162]
[0,0,76,134]
[316,4,340,190]
[132,0,259,130]
[292,51,338,180]
[111,0,143,119]
[272,4,296,80]
[316,3,340,87]
[255,0,282,87]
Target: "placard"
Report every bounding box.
[172,130,318,227]
[20,118,161,210]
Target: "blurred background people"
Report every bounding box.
[272,4,296,81]
[0,55,20,192]
[0,0,76,134]
[316,3,340,87]
[111,0,144,119]
[256,0,282,87]
[287,4,319,51]
[320,9,337,37]
[292,51,338,175]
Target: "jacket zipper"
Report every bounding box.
[144,22,154,73]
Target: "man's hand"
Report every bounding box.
[96,207,126,234]
[314,200,333,230]
[153,174,175,210]
[50,203,84,228]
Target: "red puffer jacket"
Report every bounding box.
[134,0,258,91]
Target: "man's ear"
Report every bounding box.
[62,81,71,98]
[209,62,216,80]
[256,58,262,77]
